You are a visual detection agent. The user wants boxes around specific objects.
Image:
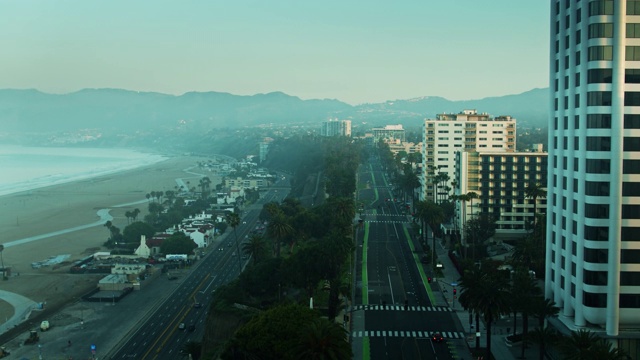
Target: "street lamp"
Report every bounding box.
[0,244,6,280]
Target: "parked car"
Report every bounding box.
[194,302,202,308]
[178,322,186,330]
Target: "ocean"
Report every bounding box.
[0,145,167,197]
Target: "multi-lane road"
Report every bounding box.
[110,179,289,359]
[353,158,464,360]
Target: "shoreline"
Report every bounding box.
[0,154,221,329]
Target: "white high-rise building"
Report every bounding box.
[320,119,351,137]
[547,1,640,353]
[420,110,516,202]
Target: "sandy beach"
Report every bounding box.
[0,155,219,328]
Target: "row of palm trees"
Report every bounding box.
[458,260,630,360]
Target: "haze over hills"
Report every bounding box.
[0,87,549,135]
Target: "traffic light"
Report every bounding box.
[453,288,457,295]
[428,277,432,283]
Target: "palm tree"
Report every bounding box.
[510,269,541,358]
[558,329,628,360]
[199,177,212,199]
[290,318,352,360]
[466,191,479,220]
[458,264,484,350]
[181,340,202,360]
[242,235,267,265]
[459,260,511,357]
[474,271,510,360]
[417,201,444,265]
[525,183,546,232]
[531,297,560,329]
[132,208,141,222]
[124,210,132,224]
[527,326,558,360]
[268,213,293,258]
[225,212,242,271]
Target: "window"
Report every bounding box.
[627,46,640,60]
[588,45,613,60]
[622,227,640,241]
[628,0,640,15]
[622,205,640,218]
[584,248,608,263]
[619,294,640,308]
[587,91,612,106]
[585,203,609,218]
[585,181,610,196]
[588,23,613,38]
[621,249,640,263]
[589,1,614,16]
[587,114,612,128]
[588,69,613,83]
[584,225,609,241]
[583,291,607,308]
[620,272,640,286]
[624,137,640,150]
[583,270,608,285]
[623,182,640,196]
[624,160,640,174]
[586,159,610,173]
[625,114,640,128]
[586,136,612,151]
[626,69,640,84]
[627,23,640,38]
[576,72,581,86]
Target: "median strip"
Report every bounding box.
[362,222,369,305]
[402,226,435,304]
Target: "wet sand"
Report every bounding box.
[0,155,219,325]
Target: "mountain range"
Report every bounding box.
[0,87,549,134]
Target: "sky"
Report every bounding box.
[0,0,550,105]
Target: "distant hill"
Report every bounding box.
[0,87,549,134]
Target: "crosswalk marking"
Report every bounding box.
[352,330,465,339]
[366,220,410,224]
[352,305,452,312]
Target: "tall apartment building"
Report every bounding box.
[547,1,640,352]
[320,119,351,137]
[454,149,547,240]
[420,110,516,202]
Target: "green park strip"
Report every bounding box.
[402,226,436,304]
[368,164,379,204]
[363,336,371,360]
[362,222,370,305]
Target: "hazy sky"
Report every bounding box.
[0,1,549,105]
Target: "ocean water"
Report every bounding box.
[0,145,167,197]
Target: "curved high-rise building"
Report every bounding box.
[547,1,640,350]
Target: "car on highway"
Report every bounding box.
[432,332,444,343]
[218,247,223,251]
[194,302,202,308]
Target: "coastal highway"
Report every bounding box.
[109,179,289,359]
[354,159,460,360]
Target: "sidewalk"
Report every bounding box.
[434,239,537,360]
